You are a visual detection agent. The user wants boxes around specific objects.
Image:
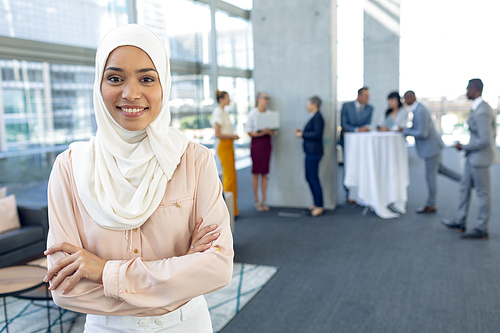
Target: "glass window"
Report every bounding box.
[162,0,211,63]
[1,59,94,152]
[170,74,214,147]
[216,11,254,69]
[0,0,127,48]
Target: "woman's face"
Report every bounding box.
[257,93,270,109]
[220,93,230,107]
[306,100,317,112]
[101,46,162,131]
[388,97,399,110]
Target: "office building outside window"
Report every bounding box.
[0,0,254,189]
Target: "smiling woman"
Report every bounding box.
[44,24,233,333]
[101,46,162,131]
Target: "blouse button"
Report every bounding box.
[134,249,139,254]
[155,318,164,326]
[139,319,148,327]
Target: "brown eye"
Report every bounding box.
[141,76,155,83]
[107,76,122,83]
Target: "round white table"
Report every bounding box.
[344,131,409,219]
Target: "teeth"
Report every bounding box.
[121,108,145,113]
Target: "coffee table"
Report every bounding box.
[0,265,47,333]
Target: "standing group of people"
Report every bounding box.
[212,91,325,217]
[340,80,497,240]
[213,78,498,234]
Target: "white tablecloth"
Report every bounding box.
[344,132,409,219]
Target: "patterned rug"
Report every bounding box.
[0,263,278,333]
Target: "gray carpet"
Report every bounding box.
[224,147,500,333]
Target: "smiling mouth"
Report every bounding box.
[117,107,148,118]
[119,107,146,113]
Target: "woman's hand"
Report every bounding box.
[232,134,240,140]
[294,128,303,138]
[186,218,220,255]
[44,243,107,294]
[377,126,390,132]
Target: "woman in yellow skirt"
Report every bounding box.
[211,90,239,216]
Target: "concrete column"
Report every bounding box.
[363,0,400,126]
[252,0,337,209]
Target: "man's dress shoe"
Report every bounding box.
[461,228,489,239]
[416,206,437,213]
[441,219,465,233]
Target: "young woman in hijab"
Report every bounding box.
[211,90,239,216]
[294,96,325,217]
[246,92,275,212]
[377,91,408,132]
[43,24,233,332]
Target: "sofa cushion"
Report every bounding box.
[0,225,45,256]
[0,195,21,234]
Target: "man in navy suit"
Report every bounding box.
[340,87,374,203]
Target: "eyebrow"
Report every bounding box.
[104,67,158,73]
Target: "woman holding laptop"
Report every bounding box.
[246,92,276,212]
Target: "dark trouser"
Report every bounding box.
[305,153,323,207]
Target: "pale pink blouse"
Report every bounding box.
[47,142,234,317]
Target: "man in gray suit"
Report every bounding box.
[403,91,461,213]
[340,87,374,203]
[442,79,498,239]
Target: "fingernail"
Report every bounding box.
[213,233,220,237]
[44,251,48,255]
[43,276,48,282]
[62,290,66,294]
[210,224,217,229]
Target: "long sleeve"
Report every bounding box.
[47,151,156,316]
[341,103,358,133]
[462,111,493,152]
[403,107,430,139]
[101,147,233,309]
[303,113,324,141]
[47,145,234,316]
[394,109,409,129]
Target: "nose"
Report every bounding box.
[122,81,141,101]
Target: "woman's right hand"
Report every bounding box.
[186,218,220,255]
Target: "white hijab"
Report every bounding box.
[70,24,189,231]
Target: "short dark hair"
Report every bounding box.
[404,90,415,98]
[358,87,369,95]
[468,78,483,93]
[309,96,322,109]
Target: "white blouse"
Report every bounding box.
[379,108,409,131]
[210,106,234,136]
